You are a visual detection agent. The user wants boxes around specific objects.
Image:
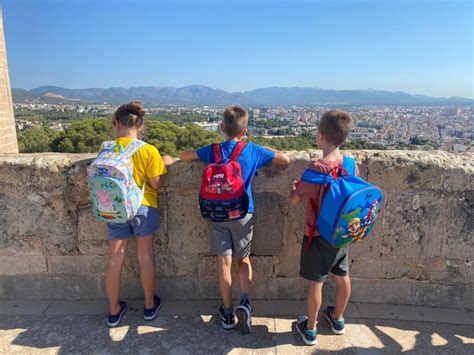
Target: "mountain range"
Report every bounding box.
[12,85,474,106]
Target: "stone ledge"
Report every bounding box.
[1,275,472,310]
[0,151,472,306]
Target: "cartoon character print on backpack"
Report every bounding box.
[205,170,233,195]
[337,196,381,244]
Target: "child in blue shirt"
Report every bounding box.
[181,105,289,333]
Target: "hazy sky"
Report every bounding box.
[3,0,473,98]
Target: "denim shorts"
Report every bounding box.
[107,205,160,240]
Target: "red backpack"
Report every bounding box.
[199,142,249,222]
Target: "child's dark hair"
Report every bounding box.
[318,110,353,146]
[222,105,248,138]
[113,101,146,128]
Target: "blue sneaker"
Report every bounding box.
[325,306,345,334]
[107,301,127,328]
[235,297,252,334]
[144,296,162,321]
[295,316,317,345]
[219,305,236,330]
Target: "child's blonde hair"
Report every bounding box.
[222,105,248,138]
[318,110,353,146]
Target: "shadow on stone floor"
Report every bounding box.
[274,316,474,354]
[1,312,276,354]
[1,313,473,354]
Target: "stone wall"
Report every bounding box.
[0,12,18,154]
[0,151,472,309]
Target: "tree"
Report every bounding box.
[17,127,58,153]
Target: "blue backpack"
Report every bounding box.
[301,157,382,248]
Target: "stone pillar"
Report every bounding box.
[0,10,17,153]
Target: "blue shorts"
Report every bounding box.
[107,205,160,240]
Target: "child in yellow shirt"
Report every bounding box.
[104,102,167,327]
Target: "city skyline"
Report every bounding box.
[3,0,473,98]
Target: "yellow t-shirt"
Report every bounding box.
[115,137,167,208]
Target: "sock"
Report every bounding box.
[241,293,250,302]
[224,306,233,316]
[305,327,317,337]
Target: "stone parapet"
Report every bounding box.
[0,151,472,309]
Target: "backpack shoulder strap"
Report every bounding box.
[124,139,146,158]
[342,157,356,176]
[213,144,222,163]
[229,141,247,161]
[101,141,116,151]
[301,169,335,185]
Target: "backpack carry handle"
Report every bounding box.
[330,166,349,180]
[101,141,125,155]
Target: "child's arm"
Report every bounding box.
[264,146,290,166]
[179,150,199,162]
[290,180,302,205]
[149,175,164,191]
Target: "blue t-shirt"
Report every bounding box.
[196,141,275,213]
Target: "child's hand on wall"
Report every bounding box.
[162,155,175,166]
[291,180,300,192]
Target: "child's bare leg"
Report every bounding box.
[105,239,129,314]
[237,256,252,295]
[333,275,351,320]
[136,235,156,309]
[216,255,233,308]
[307,280,324,329]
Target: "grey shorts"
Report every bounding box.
[208,213,254,258]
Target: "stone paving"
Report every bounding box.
[1,300,473,354]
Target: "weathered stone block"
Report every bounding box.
[0,235,47,256]
[0,255,47,275]
[284,202,306,245]
[0,191,77,254]
[273,242,301,277]
[78,207,108,242]
[440,196,473,260]
[430,259,474,286]
[167,190,209,254]
[443,162,474,191]
[155,253,200,278]
[253,276,301,300]
[367,152,447,191]
[379,192,445,258]
[164,160,205,189]
[78,240,108,256]
[48,256,107,276]
[350,257,410,279]
[252,192,286,255]
[196,277,220,299]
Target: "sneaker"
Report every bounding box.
[219,305,236,330]
[324,306,345,334]
[235,297,252,334]
[295,316,317,345]
[144,296,162,321]
[107,301,127,328]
